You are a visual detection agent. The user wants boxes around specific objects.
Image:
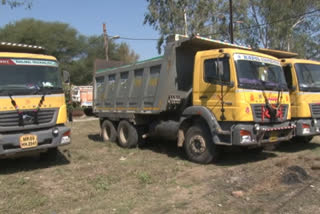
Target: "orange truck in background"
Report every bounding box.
[72,85,93,108]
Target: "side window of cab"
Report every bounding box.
[283,64,293,89]
[204,58,230,84]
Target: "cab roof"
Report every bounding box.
[170,34,251,50]
[256,48,298,58]
[0,42,46,54]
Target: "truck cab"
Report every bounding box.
[192,48,294,147]
[257,48,320,143]
[0,42,71,158]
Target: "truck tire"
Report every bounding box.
[184,124,218,164]
[101,120,117,142]
[117,120,138,148]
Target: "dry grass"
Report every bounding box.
[1,119,320,214]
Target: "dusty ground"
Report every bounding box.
[1,119,320,214]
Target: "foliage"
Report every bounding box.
[241,0,320,59]
[144,0,320,60]
[0,18,139,85]
[1,0,32,8]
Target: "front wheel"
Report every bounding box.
[184,124,219,164]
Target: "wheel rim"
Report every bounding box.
[119,125,129,144]
[189,135,206,155]
[104,125,111,141]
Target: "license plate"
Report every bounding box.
[269,131,278,142]
[20,134,38,149]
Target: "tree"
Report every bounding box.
[1,0,32,8]
[144,0,248,53]
[0,18,139,85]
[241,0,320,59]
[144,0,320,59]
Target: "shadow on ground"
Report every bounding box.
[140,137,185,160]
[88,134,103,142]
[0,149,70,175]
[276,141,320,153]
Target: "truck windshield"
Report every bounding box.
[295,63,320,92]
[234,54,288,91]
[0,59,63,95]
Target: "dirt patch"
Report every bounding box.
[281,165,310,185]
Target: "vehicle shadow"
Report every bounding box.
[216,147,278,166]
[0,149,70,175]
[276,141,320,153]
[139,137,186,160]
[88,134,103,142]
[140,137,278,165]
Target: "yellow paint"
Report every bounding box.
[193,48,291,122]
[134,79,142,87]
[0,52,57,61]
[149,78,158,87]
[281,58,320,118]
[56,104,67,124]
[0,94,67,123]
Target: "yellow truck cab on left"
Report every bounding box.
[0,42,71,158]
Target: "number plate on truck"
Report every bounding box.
[269,132,278,142]
[20,134,38,149]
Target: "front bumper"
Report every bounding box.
[0,126,71,157]
[232,122,295,146]
[295,118,320,136]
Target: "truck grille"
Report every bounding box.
[251,104,288,122]
[310,104,320,118]
[0,109,56,127]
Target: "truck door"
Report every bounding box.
[194,55,235,121]
[283,64,298,117]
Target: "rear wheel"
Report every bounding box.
[117,120,138,148]
[184,124,219,164]
[101,120,117,142]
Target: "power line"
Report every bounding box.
[116,36,158,41]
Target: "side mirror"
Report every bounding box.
[63,70,70,83]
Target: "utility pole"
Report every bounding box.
[103,23,109,62]
[184,8,188,36]
[229,0,234,44]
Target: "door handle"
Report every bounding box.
[199,95,208,99]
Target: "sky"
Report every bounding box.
[0,0,160,60]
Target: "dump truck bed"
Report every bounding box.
[93,35,250,115]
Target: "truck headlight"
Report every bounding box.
[240,130,252,144]
[302,124,310,134]
[61,130,71,144]
[52,128,59,137]
[254,124,260,132]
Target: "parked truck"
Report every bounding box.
[94,35,295,163]
[71,85,93,115]
[257,48,320,143]
[71,85,93,108]
[0,42,71,158]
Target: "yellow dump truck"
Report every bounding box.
[94,35,295,163]
[258,48,320,143]
[0,42,71,158]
